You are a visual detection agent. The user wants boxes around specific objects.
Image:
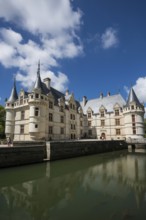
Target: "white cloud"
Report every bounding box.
[0,0,83,92]
[124,77,146,103]
[0,0,82,36]
[16,68,69,92]
[101,27,119,49]
[133,77,146,103]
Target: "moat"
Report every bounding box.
[0,149,146,220]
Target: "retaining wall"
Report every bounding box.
[0,140,128,168]
[0,145,47,168]
[47,140,128,160]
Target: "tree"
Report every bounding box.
[0,105,6,139]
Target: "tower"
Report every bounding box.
[5,78,18,139]
[123,88,145,139]
[28,62,48,140]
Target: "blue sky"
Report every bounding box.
[0,0,146,105]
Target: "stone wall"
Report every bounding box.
[0,140,128,168]
[0,145,47,168]
[47,140,128,161]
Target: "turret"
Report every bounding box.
[33,61,44,93]
[5,78,18,139]
[28,62,48,140]
[123,87,145,139]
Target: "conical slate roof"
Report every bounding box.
[126,88,142,107]
[8,79,18,103]
[33,61,44,91]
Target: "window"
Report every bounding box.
[41,96,43,99]
[116,129,121,135]
[35,93,39,99]
[115,119,120,126]
[35,107,39,116]
[115,109,119,116]
[20,125,24,134]
[49,101,53,109]
[60,106,64,112]
[88,112,91,118]
[21,111,25,120]
[101,111,104,117]
[132,115,135,123]
[49,126,53,134]
[133,127,136,134]
[70,114,75,120]
[131,105,134,110]
[71,124,75,130]
[80,121,82,126]
[61,127,64,134]
[88,121,91,126]
[49,113,53,122]
[61,116,64,123]
[132,115,136,134]
[70,103,72,109]
[101,120,105,127]
[35,124,38,128]
[88,130,92,135]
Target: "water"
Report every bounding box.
[0,149,146,220]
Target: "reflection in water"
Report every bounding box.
[0,150,146,220]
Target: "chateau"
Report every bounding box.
[5,63,145,141]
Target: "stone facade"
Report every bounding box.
[5,64,145,141]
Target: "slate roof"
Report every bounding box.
[80,94,126,114]
[8,80,18,103]
[125,87,143,107]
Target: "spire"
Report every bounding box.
[37,60,40,77]
[126,87,142,107]
[33,61,43,91]
[8,77,18,103]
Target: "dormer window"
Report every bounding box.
[115,109,119,116]
[131,105,134,110]
[88,112,91,118]
[49,101,53,109]
[101,111,104,117]
[35,93,39,99]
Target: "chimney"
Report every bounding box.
[65,89,69,96]
[107,92,110,96]
[43,78,51,89]
[83,96,87,106]
[100,93,103,99]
